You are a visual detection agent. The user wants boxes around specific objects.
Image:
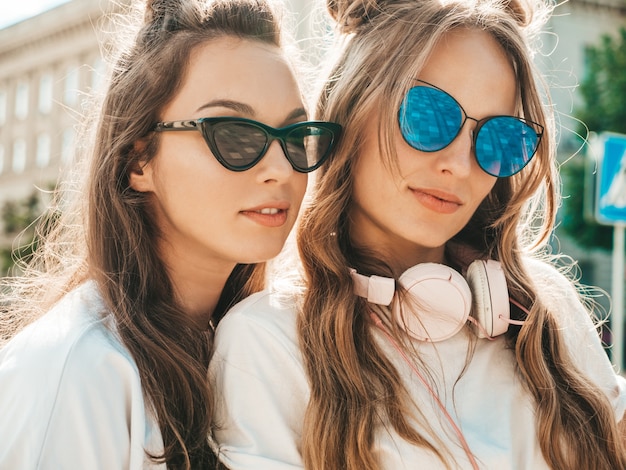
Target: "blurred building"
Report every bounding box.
[542,0,626,152]
[0,0,118,247]
[0,0,116,192]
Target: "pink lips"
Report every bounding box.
[240,202,290,227]
[410,188,462,214]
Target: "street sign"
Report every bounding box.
[594,132,626,371]
[596,132,626,225]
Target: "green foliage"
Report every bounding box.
[577,28,626,135]
[0,191,48,275]
[560,27,626,251]
[560,157,613,250]
[2,193,40,234]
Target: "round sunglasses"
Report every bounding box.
[398,80,544,177]
[153,117,342,173]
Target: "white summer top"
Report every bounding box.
[0,281,164,470]
[209,260,626,470]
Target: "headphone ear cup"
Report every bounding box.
[465,260,510,338]
[395,263,472,342]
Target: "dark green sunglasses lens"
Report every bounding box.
[212,122,267,169]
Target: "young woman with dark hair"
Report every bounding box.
[0,0,340,468]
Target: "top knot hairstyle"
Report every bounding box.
[142,0,184,37]
[326,0,384,33]
[327,0,543,35]
[296,0,626,469]
[138,0,283,46]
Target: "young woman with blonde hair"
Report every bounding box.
[210,0,626,468]
[0,0,341,468]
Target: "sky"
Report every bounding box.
[0,0,71,30]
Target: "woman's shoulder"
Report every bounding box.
[216,288,300,343]
[521,256,626,415]
[0,282,160,468]
[521,255,584,315]
[226,288,300,316]
[1,281,132,367]
[210,290,308,469]
[0,281,142,410]
[521,255,571,288]
[212,289,304,375]
[519,255,601,359]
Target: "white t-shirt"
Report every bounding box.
[209,261,626,469]
[0,281,164,470]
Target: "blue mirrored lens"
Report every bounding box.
[399,86,463,151]
[399,84,540,178]
[475,117,539,177]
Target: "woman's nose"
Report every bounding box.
[433,121,476,177]
[255,140,296,183]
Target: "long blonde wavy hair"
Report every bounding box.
[0,0,292,468]
[296,0,626,468]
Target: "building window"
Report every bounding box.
[12,139,26,173]
[0,90,6,125]
[61,128,75,164]
[36,133,51,168]
[15,81,29,120]
[64,67,79,106]
[91,57,106,92]
[39,73,54,114]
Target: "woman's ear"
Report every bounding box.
[128,139,155,193]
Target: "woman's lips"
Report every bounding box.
[240,203,290,227]
[410,188,462,214]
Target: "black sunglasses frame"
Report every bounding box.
[153,117,342,173]
[400,80,545,177]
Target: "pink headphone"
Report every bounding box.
[350,260,526,341]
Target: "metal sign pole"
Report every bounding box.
[612,224,625,372]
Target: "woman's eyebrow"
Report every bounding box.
[195,101,307,124]
[195,99,255,116]
[286,107,307,121]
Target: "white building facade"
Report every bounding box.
[0,0,117,207]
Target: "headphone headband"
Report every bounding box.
[349,268,395,305]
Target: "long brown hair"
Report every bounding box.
[296,0,626,468]
[1,0,290,468]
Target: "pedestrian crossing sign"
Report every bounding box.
[596,132,626,225]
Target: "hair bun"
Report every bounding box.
[144,0,165,24]
[144,0,182,39]
[504,0,530,25]
[502,0,553,41]
[326,0,383,34]
[144,0,181,31]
